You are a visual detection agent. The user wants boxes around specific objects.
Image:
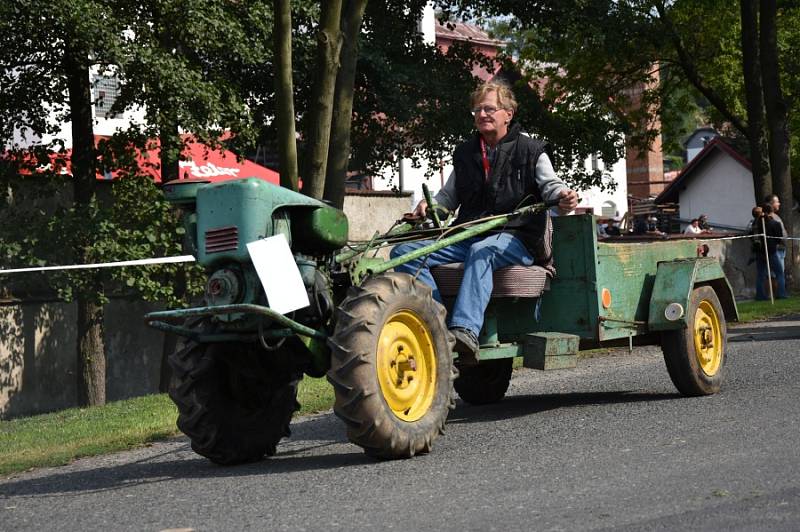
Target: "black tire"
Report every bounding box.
[661,285,727,396]
[169,335,301,465]
[327,272,457,459]
[454,358,513,405]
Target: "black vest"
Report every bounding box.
[452,123,551,256]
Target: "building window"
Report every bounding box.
[601,201,616,218]
[92,74,120,119]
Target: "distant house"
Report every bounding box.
[684,127,720,163]
[655,138,753,231]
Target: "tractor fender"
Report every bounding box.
[648,258,738,331]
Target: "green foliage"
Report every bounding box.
[0,151,203,305]
[442,0,799,191]
[351,9,485,180]
[112,0,274,153]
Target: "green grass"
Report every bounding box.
[736,296,800,322]
[4,297,798,477]
[297,375,335,415]
[0,377,335,477]
[0,394,179,476]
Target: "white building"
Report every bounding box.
[655,138,754,232]
[9,68,146,150]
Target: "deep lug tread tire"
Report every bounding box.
[168,332,301,465]
[327,272,457,459]
[661,285,727,396]
[454,358,514,405]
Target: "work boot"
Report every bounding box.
[450,327,479,365]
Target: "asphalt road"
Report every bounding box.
[2,318,800,532]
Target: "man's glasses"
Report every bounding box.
[471,105,503,116]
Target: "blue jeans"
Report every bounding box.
[756,249,787,299]
[390,232,534,336]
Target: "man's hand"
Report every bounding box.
[412,199,428,218]
[558,189,579,214]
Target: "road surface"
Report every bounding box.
[2,317,799,531]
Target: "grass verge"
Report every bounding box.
[0,376,334,477]
[3,297,797,477]
[735,296,800,322]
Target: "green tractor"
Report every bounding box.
[147,177,737,464]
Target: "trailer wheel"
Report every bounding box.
[661,285,727,396]
[327,272,457,459]
[454,359,513,405]
[169,334,301,465]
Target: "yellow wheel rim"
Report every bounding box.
[376,310,437,422]
[693,300,723,376]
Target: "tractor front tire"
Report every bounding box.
[661,285,727,396]
[454,358,513,405]
[327,272,457,459]
[169,337,301,465]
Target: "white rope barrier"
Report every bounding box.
[0,255,196,275]
[608,233,799,245]
[0,232,795,276]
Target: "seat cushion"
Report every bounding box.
[431,263,551,298]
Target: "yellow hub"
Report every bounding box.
[693,300,722,376]
[376,310,437,422]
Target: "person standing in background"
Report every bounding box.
[765,195,788,280]
[754,203,788,300]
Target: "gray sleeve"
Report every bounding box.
[433,169,459,210]
[775,213,788,237]
[535,153,569,203]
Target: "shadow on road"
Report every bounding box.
[0,438,373,498]
[449,390,678,425]
[728,323,800,343]
[1,391,679,496]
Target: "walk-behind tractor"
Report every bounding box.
[146,177,737,465]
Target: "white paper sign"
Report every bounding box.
[246,235,310,315]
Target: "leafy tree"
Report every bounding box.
[348,3,485,184]
[443,0,797,286]
[0,0,201,406]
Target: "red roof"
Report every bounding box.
[435,20,503,48]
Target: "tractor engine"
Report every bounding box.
[163,177,348,331]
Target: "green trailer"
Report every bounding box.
[441,214,736,404]
[146,178,736,464]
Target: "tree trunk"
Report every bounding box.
[759,0,795,287]
[158,267,185,392]
[77,292,106,405]
[324,0,369,209]
[157,25,181,183]
[159,123,181,182]
[273,0,300,191]
[739,0,771,203]
[64,41,106,406]
[302,0,343,199]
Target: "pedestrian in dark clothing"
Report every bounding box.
[754,203,788,299]
[764,194,788,276]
